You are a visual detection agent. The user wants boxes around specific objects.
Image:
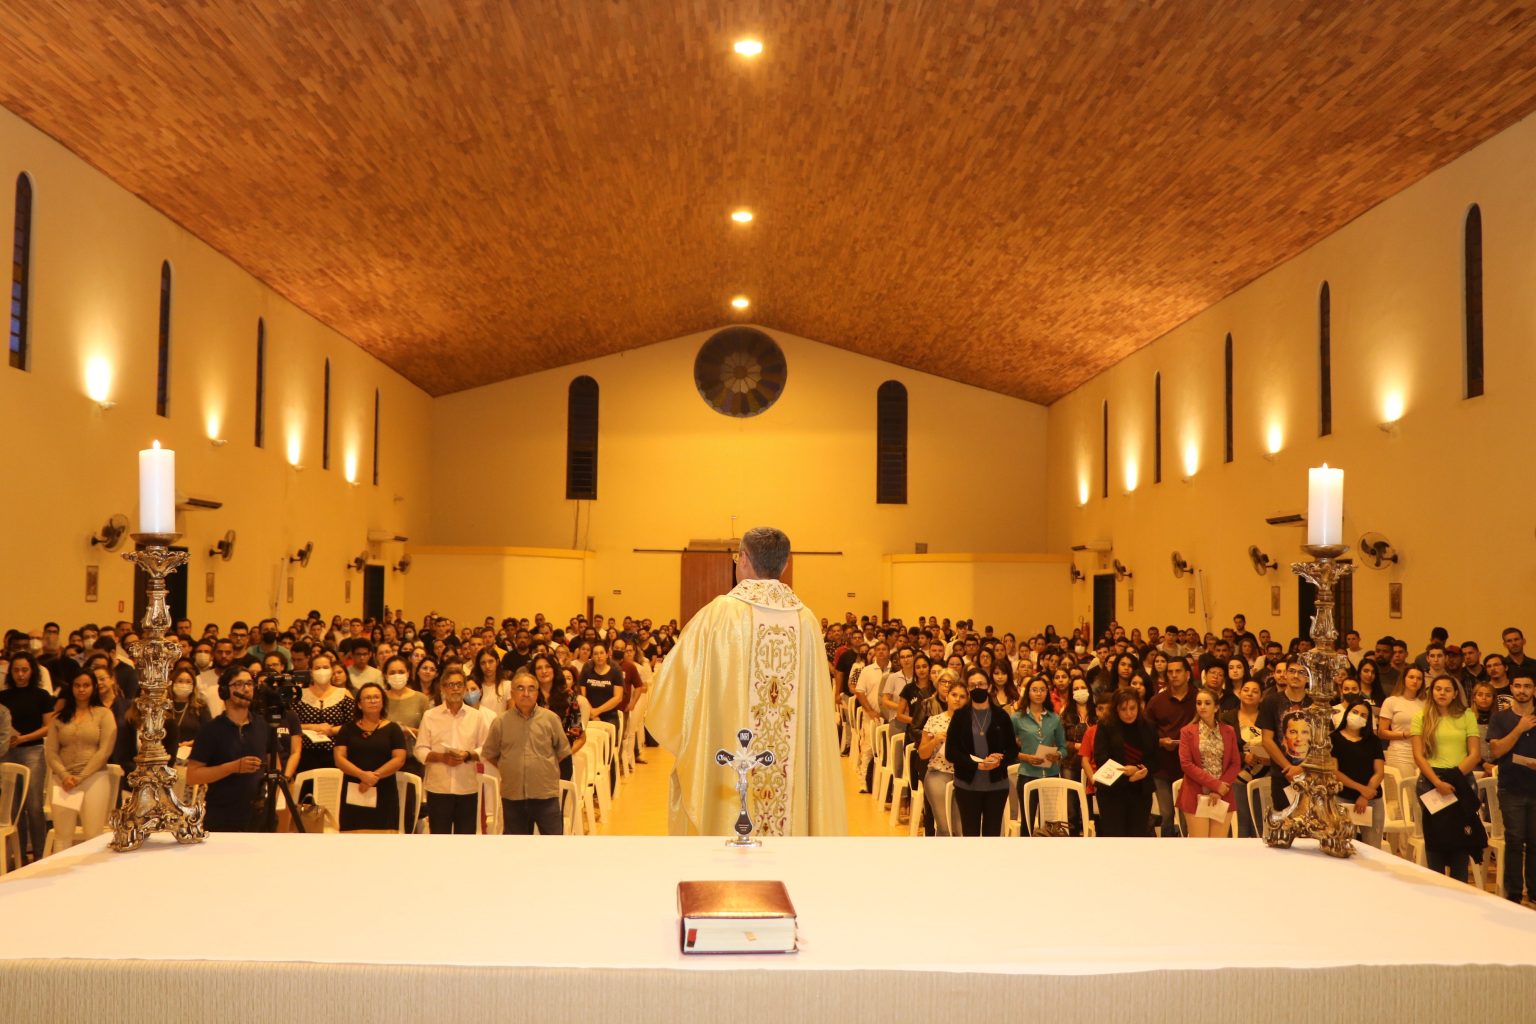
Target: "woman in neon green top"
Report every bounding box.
[1411,674,1486,882]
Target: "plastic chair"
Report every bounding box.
[587,722,616,819]
[1478,776,1506,895]
[570,748,597,834]
[1382,766,1415,857]
[886,735,909,826]
[556,780,580,835]
[906,747,925,837]
[395,771,423,834]
[621,694,647,774]
[476,773,503,835]
[0,762,31,874]
[1020,776,1095,838]
[1247,776,1275,841]
[944,780,960,837]
[1003,763,1023,837]
[871,725,894,807]
[292,767,344,833]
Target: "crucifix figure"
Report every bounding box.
[715,728,776,847]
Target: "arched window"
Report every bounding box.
[566,376,599,500]
[1101,400,1109,499]
[321,358,331,470]
[9,173,32,371]
[254,318,266,447]
[1465,204,1484,398]
[1318,283,1332,436]
[1153,372,1163,484]
[1223,333,1233,464]
[876,381,908,504]
[372,388,381,486]
[156,261,172,416]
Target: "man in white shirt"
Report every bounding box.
[414,668,491,833]
[855,641,891,792]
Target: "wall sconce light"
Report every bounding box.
[209,438,229,448]
[1378,420,1401,437]
[289,462,305,473]
[85,357,115,409]
[1262,451,1278,462]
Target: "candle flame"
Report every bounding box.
[153,440,161,450]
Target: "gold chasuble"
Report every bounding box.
[649,579,847,837]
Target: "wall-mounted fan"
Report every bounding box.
[1248,545,1278,575]
[693,327,787,418]
[209,530,237,561]
[1358,533,1399,569]
[392,555,412,575]
[1068,563,1085,583]
[90,514,130,551]
[1170,551,1194,578]
[1112,559,1133,580]
[347,551,368,572]
[289,542,314,568]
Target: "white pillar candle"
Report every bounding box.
[1306,464,1343,547]
[139,441,176,535]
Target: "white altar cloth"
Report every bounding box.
[3,833,1534,1021]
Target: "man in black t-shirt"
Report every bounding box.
[1258,659,1309,810]
[187,670,277,832]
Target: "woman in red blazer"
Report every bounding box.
[1177,687,1242,837]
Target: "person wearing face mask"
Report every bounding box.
[166,665,213,762]
[1060,679,1095,782]
[1331,694,1386,850]
[381,655,428,779]
[944,667,1021,837]
[292,652,357,780]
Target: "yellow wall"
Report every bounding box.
[0,106,432,629]
[887,555,1073,635]
[427,326,1051,624]
[1047,107,1536,645]
[407,548,592,627]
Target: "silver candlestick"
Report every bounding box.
[109,533,206,851]
[1265,543,1356,858]
[715,728,775,848]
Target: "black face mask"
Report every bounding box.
[969,687,990,704]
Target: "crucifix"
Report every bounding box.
[716,728,775,847]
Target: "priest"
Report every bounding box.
[649,527,847,836]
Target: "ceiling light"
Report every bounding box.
[733,39,763,57]
[730,209,754,224]
[730,296,750,310]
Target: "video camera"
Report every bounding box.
[253,669,309,725]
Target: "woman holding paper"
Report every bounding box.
[1092,688,1156,837]
[334,682,407,832]
[944,667,1021,837]
[1332,694,1386,850]
[1012,676,1065,783]
[43,667,117,852]
[1411,675,1487,882]
[1176,688,1240,837]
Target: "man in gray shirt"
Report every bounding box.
[482,670,571,834]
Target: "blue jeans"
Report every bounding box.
[1499,789,1536,901]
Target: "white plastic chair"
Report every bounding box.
[1003,763,1023,836]
[556,780,580,835]
[292,767,344,833]
[587,722,616,820]
[0,762,31,874]
[1248,776,1275,841]
[395,771,423,834]
[886,735,909,826]
[944,780,960,837]
[1478,776,1506,895]
[570,748,597,834]
[1020,776,1095,838]
[871,725,894,808]
[1381,765,1413,855]
[476,772,503,835]
[906,747,925,837]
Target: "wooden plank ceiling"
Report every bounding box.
[1,2,1535,402]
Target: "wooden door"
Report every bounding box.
[680,550,734,627]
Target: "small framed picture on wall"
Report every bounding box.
[1389,582,1403,619]
[345,578,352,603]
[205,572,216,603]
[1187,587,1196,614]
[1127,588,1135,612]
[286,576,295,604]
[85,565,99,603]
[1270,585,1281,617]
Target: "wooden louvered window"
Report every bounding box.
[9,173,31,371]
[1465,204,1484,399]
[254,319,266,447]
[1319,283,1332,436]
[876,381,908,504]
[156,261,172,416]
[567,376,599,500]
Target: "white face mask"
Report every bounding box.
[194,652,212,669]
[310,668,333,686]
[1074,645,1086,655]
[28,639,42,653]
[1073,689,1090,704]
[386,672,408,690]
[172,681,195,699]
[1346,712,1369,731]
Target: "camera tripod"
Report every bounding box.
[254,730,305,834]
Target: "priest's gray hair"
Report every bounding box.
[740,527,791,579]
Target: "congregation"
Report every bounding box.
[2,609,1533,908]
